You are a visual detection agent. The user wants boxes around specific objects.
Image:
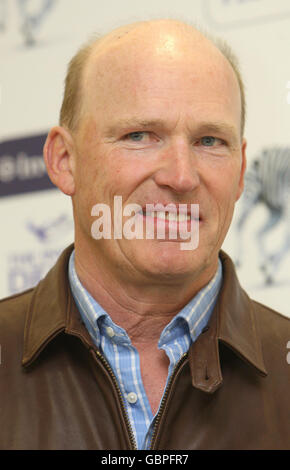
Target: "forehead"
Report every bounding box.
[81,28,241,132]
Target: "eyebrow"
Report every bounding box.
[105,118,239,141]
[105,119,165,135]
[194,122,239,141]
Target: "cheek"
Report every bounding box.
[75,146,108,193]
[207,166,242,214]
[108,150,154,193]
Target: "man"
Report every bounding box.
[1,19,289,450]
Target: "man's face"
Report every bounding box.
[72,30,246,285]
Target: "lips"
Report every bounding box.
[140,203,201,221]
[143,211,192,222]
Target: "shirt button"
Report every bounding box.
[127,392,138,404]
[106,326,115,338]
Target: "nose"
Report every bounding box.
[153,139,200,194]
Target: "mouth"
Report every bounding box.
[141,211,198,223]
[139,203,201,223]
[132,204,201,241]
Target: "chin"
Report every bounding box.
[136,242,204,279]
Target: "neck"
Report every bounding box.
[73,243,218,343]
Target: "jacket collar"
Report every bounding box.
[22,245,267,390]
[188,250,267,393]
[22,244,94,366]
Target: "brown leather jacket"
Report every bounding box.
[1,245,290,449]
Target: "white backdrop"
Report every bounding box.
[1,0,290,316]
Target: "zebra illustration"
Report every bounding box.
[0,0,56,46]
[235,146,290,284]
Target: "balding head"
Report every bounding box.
[60,19,245,138]
[45,18,247,290]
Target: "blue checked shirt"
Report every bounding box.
[68,251,222,449]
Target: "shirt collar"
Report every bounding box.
[164,259,222,342]
[68,251,105,348]
[68,250,222,349]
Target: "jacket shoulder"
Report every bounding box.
[253,299,290,331]
[0,288,34,336]
[0,289,37,380]
[252,299,290,372]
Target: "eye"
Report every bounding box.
[121,131,159,148]
[125,131,148,141]
[200,136,224,147]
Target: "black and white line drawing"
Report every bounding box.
[235,146,290,284]
[0,0,56,46]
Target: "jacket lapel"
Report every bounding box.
[189,250,267,393]
[22,244,93,366]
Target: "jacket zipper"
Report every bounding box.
[93,347,188,450]
[93,349,138,450]
[149,352,188,450]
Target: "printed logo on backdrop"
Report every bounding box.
[0,133,54,197]
[0,0,57,47]
[7,213,73,295]
[234,146,290,286]
[203,0,290,29]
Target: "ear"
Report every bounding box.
[235,138,247,201]
[43,126,76,196]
